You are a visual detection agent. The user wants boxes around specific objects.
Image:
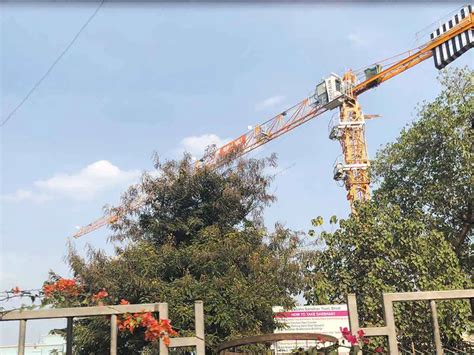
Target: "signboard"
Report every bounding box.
[272,304,350,354]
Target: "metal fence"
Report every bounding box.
[216,333,339,354]
[347,289,474,355]
[0,300,205,355]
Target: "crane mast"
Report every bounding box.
[336,91,371,206]
[72,5,474,239]
[330,5,473,208]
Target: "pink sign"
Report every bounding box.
[274,310,348,318]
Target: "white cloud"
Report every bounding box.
[3,160,141,203]
[255,95,285,111]
[179,134,229,159]
[347,32,368,47]
[3,189,33,202]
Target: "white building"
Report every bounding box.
[0,334,66,355]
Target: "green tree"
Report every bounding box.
[304,203,472,352]
[372,66,473,272]
[66,155,302,354]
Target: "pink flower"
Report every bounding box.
[340,326,350,334]
[347,334,358,345]
[340,327,358,345]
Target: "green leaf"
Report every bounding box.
[311,216,324,227]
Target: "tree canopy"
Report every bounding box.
[372,66,473,272]
[303,202,472,352]
[66,155,303,354]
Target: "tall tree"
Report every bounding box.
[67,155,303,354]
[372,66,473,272]
[303,203,472,352]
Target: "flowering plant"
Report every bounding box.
[2,279,177,346]
[116,299,178,345]
[339,327,384,353]
[340,327,369,346]
[43,278,83,298]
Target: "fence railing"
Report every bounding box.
[0,300,205,355]
[347,289,474,355]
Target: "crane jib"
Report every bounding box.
[430,5,474,69]
[354,8,474,96]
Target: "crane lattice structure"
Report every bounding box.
[73,5,474,239]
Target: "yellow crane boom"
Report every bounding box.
[72,5,474,239]
[355,9,474,96]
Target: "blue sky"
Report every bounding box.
[1,2,472,345]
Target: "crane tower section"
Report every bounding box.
[316,71,370,209]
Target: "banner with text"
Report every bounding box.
[272,304,350,354]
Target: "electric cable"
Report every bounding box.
[1,0,105,128]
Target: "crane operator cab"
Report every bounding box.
[314,74,346,110]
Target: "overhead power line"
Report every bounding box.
[1,0,105,128]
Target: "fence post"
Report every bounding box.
[430,300,443,355]
[159,303,169,355]
[110,314,118,355]
[347,294,362,355]
[66,317,73,355]
[18,319,27,355]
[383,295,398,355]
[195,300,205,355]
[347,294,360,331]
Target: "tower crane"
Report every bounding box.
[72,5,474,239]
